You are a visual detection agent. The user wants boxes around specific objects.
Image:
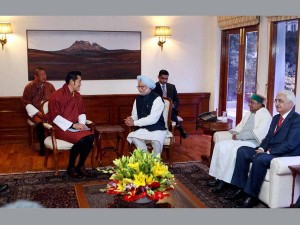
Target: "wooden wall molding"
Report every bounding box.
[0,93,210,145]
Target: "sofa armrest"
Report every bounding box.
[270,156,300,175]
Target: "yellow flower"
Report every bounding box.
[127,162,140,172]
[133,172,146,187]
[153,162,169,177]
[145,174,154,185]
[99,149,175,201]
[117,181,124,191]
[116,178,133,191]
[123,178,133,185]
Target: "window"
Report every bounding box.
[267,19,299,115]
[219,26,259,125]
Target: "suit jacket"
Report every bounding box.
[260,110,300,156]
[153,82,179,113]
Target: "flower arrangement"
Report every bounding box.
[98,148,175,202]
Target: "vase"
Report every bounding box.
[134,196,153,204]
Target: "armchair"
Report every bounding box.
[258,156,300,208]
[41,101,96,176]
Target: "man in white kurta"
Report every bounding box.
[208,94,272,192]
[125,75,167,156]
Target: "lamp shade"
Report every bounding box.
[0,23,12,34]
[155,26,171,37]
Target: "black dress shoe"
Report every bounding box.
[235,196,259,208]
[178,126,189,139]
[181,131,188,139]
[67,168,82,179]
[207,178,219,186]
[75,166,89,177]
[212,181,225,193]
[224,189,243,200]
[0,184,8,193]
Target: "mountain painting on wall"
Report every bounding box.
[27,30,141,80]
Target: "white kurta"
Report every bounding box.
[127,97,167,155]
[209,107,272,183]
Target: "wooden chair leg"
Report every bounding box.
[91,141,97,169]
[53,148,59,176]
[30,126,35,152]
[44,149,49,167]
[169,139,174,168]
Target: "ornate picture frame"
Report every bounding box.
[26,30,141,80]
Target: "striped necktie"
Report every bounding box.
[274,116,284,133]
[162,84,167,97]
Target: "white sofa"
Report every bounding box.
[258,156,300,208]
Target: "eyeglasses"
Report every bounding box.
[274,99,286,104]
[137,85,147,89]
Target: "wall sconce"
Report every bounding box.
[155,26,171,51]
[0,23,13,50]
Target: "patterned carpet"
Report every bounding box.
[0,162,267,208]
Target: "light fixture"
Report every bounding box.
[155,26,171,51]
[0,23,13,50]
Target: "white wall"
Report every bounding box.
[0,16,217,107]
[4,16,297,112]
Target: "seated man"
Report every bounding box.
[227,90,300,208]
[153,69,188,139]
[22,67,56,156]
[125,75,167,156]
[207,94,272,193]
[48,71,94,179]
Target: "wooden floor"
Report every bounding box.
[0,134,211,174]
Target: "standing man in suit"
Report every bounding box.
[22,67,56,156]
[153,69,188,139]
[226,90,300,207]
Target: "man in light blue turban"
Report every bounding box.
[124,75,167,156]
[137,75,156,89]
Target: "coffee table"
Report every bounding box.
[75,178,206,208]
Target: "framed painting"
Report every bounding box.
[26,30,141,80]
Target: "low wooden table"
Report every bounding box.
[196,118,233,167]
[95,125,125,165]
[74,179,206,208]
[288,165,300,207]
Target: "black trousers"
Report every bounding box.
[67,134,94,169]
[36,122,45,151]
[295,195,300,208]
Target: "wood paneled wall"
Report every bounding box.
[0,93,210,144]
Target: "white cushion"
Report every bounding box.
[177,116,183,122]
[27,119,35,126]
[44,136,73,150]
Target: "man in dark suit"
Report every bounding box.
[152,69,188,139]
[225,90,300,207]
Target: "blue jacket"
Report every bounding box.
[260,110,300,156]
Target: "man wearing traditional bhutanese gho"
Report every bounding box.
[207,94,272,193]
[125,75,167,156]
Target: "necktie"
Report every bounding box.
[275,116,283,133]
[162,84,167,97]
